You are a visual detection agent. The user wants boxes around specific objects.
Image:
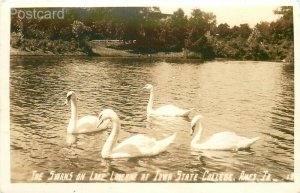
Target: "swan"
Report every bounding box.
[143,84,193,117]
[65,91,109,133]
[190,115,260,150]
[97,109,177,158]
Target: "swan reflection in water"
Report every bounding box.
[146,115,191,133]
[59,133,79,160]
[66,133,78,146]
[190,147,257,178]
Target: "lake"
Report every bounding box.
[10,56,294,182]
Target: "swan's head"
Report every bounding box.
[97,109,118,128]
[143,84,153,90]
[190,115,203,135]
[65,91,75,105]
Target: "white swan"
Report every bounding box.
[65,91,109,133]
[97,109,177,158]
[143,84,193,117]
[190,115,260,150]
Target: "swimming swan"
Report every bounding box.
[97,109,177,158]
[190,115,260,150]
[143,84,193,117]
[65,91,109,133]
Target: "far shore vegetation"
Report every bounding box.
[10,7,293,62]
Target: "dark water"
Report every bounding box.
[10,56,294,183]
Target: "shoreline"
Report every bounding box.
[10,47,87,56]
[10,47,288,63]
[9,37,293,63]
[10,46,187,58]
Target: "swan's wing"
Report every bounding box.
[74,115,98,133]
[155,105,191,116]
[203,132,259,150]
[236,136,260,149]
[114,134,157,151]
[76,115,109,133]
[78,115,98,125]
[153,133,177,154]
[111,134,159,157]
[202,132,240,150]
[216,132,258,149]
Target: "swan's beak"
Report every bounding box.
[97,119,104,128]
[65,95,71,105]
[190,125,195,136]
[97,113,104,128]
[190,131,194,136]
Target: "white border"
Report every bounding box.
[1,0,299,193]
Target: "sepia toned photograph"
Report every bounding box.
[0,0,299,192]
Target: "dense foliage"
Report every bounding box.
[11,7,293,61]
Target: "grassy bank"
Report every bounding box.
[9,37,293,63]
[10,38,192,58]
[10,37,87,56]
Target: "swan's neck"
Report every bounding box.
[67,99,78,133]
[101,117,120,158]
[191,122,204,146]
[147,88,154,113]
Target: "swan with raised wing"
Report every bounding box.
[190,115,260,150]
[97,109,177,158]
[65,91,109,133]
[143,84,193,117]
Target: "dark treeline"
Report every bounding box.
[11,7,293,61]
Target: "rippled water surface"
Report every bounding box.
[10,56,294,182]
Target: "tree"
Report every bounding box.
[255,22,271,43]
[186,9,216,58]
[187,9,216,42]
[239,24,252,39]
[272,6,293,40]
[271,6,293,61]
[167,8,188,50]
[72,20,91,48]
[216,23,231,39]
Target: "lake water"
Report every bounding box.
[10,56,294,182]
